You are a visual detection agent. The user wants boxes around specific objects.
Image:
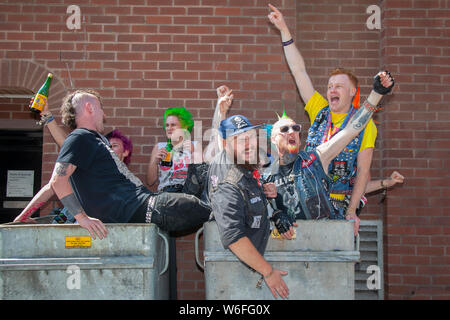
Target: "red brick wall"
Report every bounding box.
[0,0,448,300]
[380,0,450,300]
[0,97,33,121]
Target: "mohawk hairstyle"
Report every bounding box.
[60,89,102,130]
[163,107,194,133]
[276,109,292,121]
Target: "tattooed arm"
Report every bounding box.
[14,182,55,222]
[50,162,108,239]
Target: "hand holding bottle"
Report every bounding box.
[30,73,52,113]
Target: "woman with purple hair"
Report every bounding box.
[105,129,133,166]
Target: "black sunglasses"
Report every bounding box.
[280,124,301,133]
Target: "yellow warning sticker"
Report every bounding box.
[271,228,297,240]
[65,236,91,249]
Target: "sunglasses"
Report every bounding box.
[280,124,301,133]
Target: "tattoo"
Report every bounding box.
[21,202,45,221]
[280,152,297,165]
[351,104,372,131]
[55,162,69,176]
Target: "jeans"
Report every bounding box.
[144,192,212,232]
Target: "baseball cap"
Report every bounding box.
[218,115,261,139]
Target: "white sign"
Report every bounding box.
[6,170,34,197]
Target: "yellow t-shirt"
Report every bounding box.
[305,91,377,200]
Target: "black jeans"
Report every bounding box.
[130,192,211,232]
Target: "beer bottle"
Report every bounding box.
[30,73,53,113]
[160,138,173,167]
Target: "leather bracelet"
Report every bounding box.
[282,38,294,47]
[380,179,386,189]
[363,100,378,113]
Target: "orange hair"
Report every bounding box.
[329,68,359,89]
[329,68,360,108]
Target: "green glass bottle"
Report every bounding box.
[30,73,53,113]
[160,138,173,167]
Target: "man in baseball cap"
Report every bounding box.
[205,114,290,299]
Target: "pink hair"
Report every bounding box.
[106,129,133,165]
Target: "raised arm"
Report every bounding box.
[35,97,69,148]
[317,71,395,170]
[268,4,315,104]
[203,85,234,162]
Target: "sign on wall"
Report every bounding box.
[6,170,34,198]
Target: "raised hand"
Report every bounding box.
[216,85,234,116]
[267,4,288,33]
[386,171,405,187]
[373,71,395,95]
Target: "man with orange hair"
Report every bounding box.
[268,4,380,235]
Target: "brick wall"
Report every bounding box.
[0,0,448,300]
[380,0,450,300]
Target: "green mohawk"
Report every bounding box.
[276,109,291,120]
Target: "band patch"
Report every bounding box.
[251,216,262,228]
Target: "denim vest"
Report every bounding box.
[293,151,336,220]
[305,106,364,196]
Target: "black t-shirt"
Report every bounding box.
[264,159,307,221]
[56,128,151,223]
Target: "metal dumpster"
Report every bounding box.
[0,223,169,300]
[196,220,360,300]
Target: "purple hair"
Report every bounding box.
[105,129,133,165]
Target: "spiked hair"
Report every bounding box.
[163,107,194,133]
[276,109,292,121]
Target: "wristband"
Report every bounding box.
[45,115,55,125]
[38,112,54,126]
[363,100,379,113]
[60,193,83,217]
[282,38,294,47]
